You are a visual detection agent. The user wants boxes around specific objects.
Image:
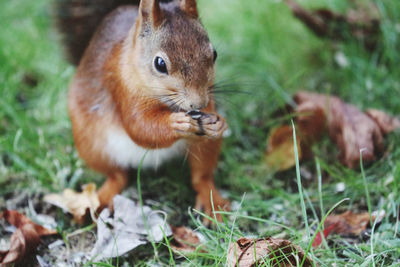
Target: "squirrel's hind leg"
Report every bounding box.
[188,139,230,224]
[97,170,128,209]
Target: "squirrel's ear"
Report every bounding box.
[137,0,164,30]
[180,0,199,18]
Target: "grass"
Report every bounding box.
[1,0,400,266]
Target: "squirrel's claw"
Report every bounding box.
[194,186,230,225]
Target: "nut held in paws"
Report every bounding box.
[187,110,204,120]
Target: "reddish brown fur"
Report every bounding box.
[180,0,199,18]
[103,43,182,149]
[68,0,229,221]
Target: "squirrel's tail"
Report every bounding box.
[55,0,140,65]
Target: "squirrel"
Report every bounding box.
[56,0,230,221]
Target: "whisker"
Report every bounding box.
[174,96,186,112]
[135,84,177,91]
[185,147,201,163]
[151,93,178,102]
[212,89,254,95]
[208,84,255,96]
[212,95,242,111]
[181,147,190,167]
[213,77,267,88]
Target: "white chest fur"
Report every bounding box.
[105,128,187,169]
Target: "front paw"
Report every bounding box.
[170,112,199,137]
[197,113,228,139]
[170,112,227,139]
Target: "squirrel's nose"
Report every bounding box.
[189,101,207,110]
[186,90,209,110]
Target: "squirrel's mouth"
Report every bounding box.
[162,95,207,113]
[165,103,204,119]
[164,100,199,114]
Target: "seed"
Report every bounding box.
[187,110,204,120]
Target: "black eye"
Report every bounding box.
[154,56,168,74]
[213,49,217,62]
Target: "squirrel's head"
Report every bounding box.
[121,0,217,112]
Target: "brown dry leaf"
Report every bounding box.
[366,109,400,135]
[324,210,374,236]
[170,226,202,253]
[227,237,315,267]
[313,210,380,247]
[265,125,302,171]
[1,210,57,236]
[44,183,100,223]
[266,92,397,170]
[294,91,385,168]
[296,101,326,143]
[284,0,380,51]
[0,210,57,265]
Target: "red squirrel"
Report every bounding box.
[57,0,229,220]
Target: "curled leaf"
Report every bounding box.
[170,226,202,253]
[313,210,384,247]
[366,109,400,135]
[267,92,397,170]
[284,0,381,51]
[1,224,40,264]
[0,210,57,265]
[294,91,385,168]
[227,237,315,267]
[296,101,326,143]
[324,210,373,236]
[2,210,57,236]
[44,183,100,223]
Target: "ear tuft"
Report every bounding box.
[180,0,199,18]
[138,0,164,30]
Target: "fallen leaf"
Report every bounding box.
[91,195,172,261]
[267,92,397,170]
[313,210,385,247]
[44,183,100,223]
[294,91,385,168]
[324,210,372,235]
[227,237,315,267]
[296,100,326,143]
[284,0,381,51]
[170,226,202,253]
[366,109,400,135]
[312,221,339,248]
[265,125,302,171]
[1,224,40,265]
[0,210,57,265]
[1,210,57,238]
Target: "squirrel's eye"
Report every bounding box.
[213,49,218,62]
[154,56,168,74]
